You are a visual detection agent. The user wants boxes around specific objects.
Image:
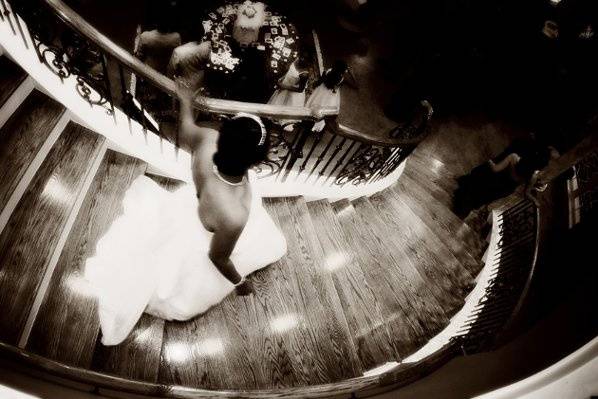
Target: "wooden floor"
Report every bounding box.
[0,57,527,391]
[0,55,27,110]
[0,90,66,212]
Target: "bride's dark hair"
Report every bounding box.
[213,116,270,177]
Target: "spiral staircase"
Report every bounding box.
[1,1,596,398]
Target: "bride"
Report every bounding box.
[85,83,287,346]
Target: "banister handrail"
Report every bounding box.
[538,132,598,185]
[40,0,422,146]
[44,0,332,120]
[332,122,425,147]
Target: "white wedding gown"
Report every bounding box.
[84,175,287,346]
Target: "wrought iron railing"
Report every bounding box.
[569,150,598,222]
[1,0,431,189]
[452,199,539,354]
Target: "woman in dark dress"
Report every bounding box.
[453,140,553,217]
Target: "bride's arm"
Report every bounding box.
[208,223,244,284]
[176,80,214,151]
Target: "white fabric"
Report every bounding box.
[268,63,306,107]
[85,175,287,346]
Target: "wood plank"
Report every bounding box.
[306,199,396,370]
[266,197,362,381]
[158,196,327,390]
[368,190,474,315]
[331,199,427,357]
[403,164,454,207]
[394,175,484,273]
[0,56,27,108]
[350,197,449,329]
[409,151,457,179]
[0,123,104,344]
[0,90,66,212]
[26,152,146,368]
[157,215,320,389]
[91,313,164,383]
[212,294,270,389]
[405,154,458,192]
[160,294,266,390]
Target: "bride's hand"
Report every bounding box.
[235,279,254,296]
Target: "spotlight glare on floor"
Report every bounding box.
[164,342,190,363]
[41,176,73,206]
[325,251,349,272]
[270,314,299,333]
[195,338,225,357]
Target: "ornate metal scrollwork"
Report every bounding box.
[15,1,113,113]
[334,143,392,186]
[496,202,536,248]
[575,151,598,219]
[254,125,295,178]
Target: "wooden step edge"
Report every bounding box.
[399,173,478,234]
[406,153,458,181]
[402,167,453,206]
[0,110,70,236]
[391,180,485,263]
[0,75,35,130]
[17,138,108,349]
[403,158,458,191]
[409,150,458,177]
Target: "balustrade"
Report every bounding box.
[3,0,431,192]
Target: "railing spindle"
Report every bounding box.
[304,133,336,183]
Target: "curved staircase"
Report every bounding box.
[0,53,529,395]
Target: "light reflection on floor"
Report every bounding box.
[270,314,300,334]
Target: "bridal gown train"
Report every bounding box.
[85,175,287,346]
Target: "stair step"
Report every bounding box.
[0,56,27,109]
[404,154,458,194]
[159,197,316,390]
[409,151,458,179]
[332,199,439,357]
[158,196,361,390]
[92,314,164,383]
[264,196,362,381]
[0,122,105,345]
[0,90,67,214]
[368,190,474,314]
[350,196,449,323]
[394,176,484,275]
[413,119,513,177]
[159,304,240,389]
[306,199,397,370]
[25,151,146,368]
[402,166,453,208]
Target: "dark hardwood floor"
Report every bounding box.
[0,122,104,344]
[0,56,27,109]
[0,90,66,212]
[26,151,145,367]
[0,132,501,390]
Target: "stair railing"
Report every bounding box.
[452,199,540,354]
[451,131,598,354]
[1,0,430,191]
